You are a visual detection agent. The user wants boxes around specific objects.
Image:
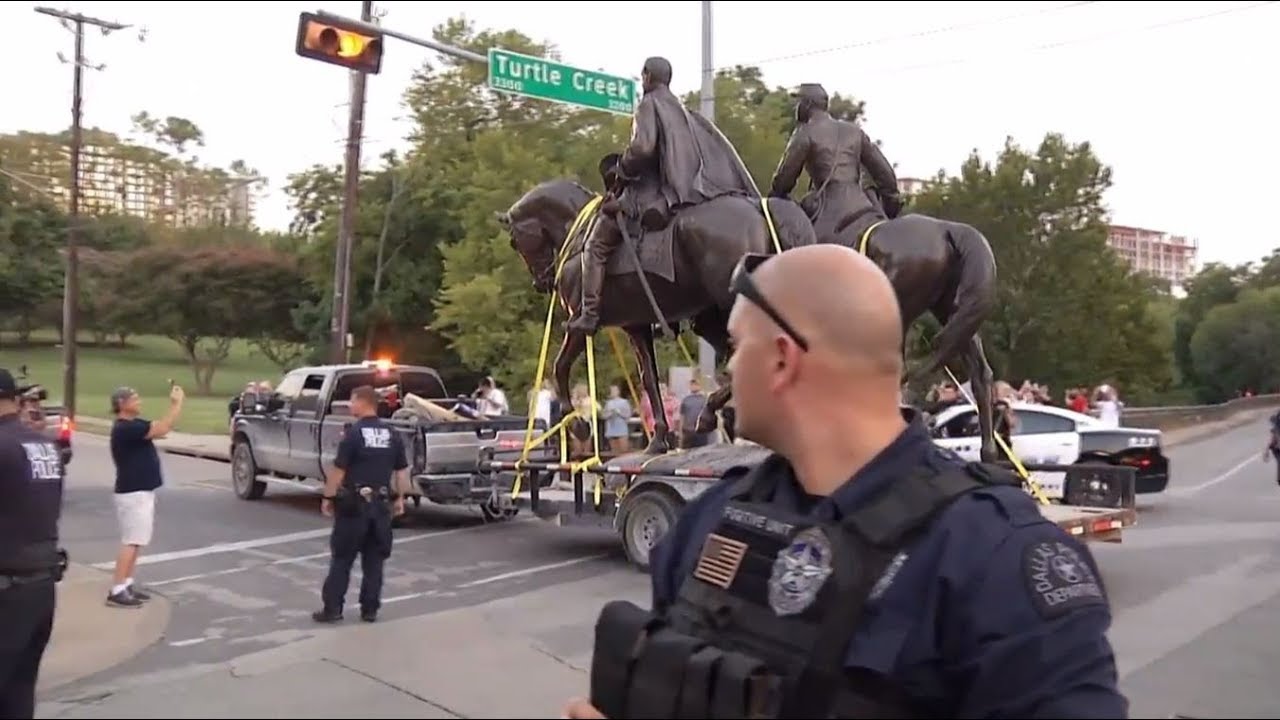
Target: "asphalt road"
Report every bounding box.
[57,432,624,683]
[48,417,1280,717]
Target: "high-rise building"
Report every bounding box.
[0,129,257,228]
[1106,224,1198,290]
[897,176,932,196]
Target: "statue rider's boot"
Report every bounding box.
[566,255,606,335]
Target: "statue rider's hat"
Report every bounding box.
[791,83,829,106]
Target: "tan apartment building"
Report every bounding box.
[0,129,256,228]
[1107,224,1198,291]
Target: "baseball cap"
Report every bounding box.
[0,369,15,400]
[110,386,138,413]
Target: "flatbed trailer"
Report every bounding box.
[480,443,1138,571]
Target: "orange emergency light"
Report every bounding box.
[295,12,384,74]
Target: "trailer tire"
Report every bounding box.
[231,440,267,500]
[620,489,682,572]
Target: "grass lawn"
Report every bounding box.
[0,331,284,435]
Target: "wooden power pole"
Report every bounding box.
[328,0,374,363]
[33,6,131,421]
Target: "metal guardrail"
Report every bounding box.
[1122,393,1280,430]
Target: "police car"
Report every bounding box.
[928,401,1170,501]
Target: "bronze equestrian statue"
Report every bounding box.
[770,83,905,247]
[566,56,762,336]
[697,82,1002,463]
[497,61,816,454]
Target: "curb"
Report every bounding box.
[159,446,230,463]
[39,563,172,694]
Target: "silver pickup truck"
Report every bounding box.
[229,361,552,520]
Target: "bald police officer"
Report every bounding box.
[565,246,1127,718]
[0,368,66,719]
[313,385,409,624]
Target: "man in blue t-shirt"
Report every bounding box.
[107,384,184,608]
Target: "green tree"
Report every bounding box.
[112,244,312,393]
[1173,262,1248,398]
[910,133,1172,401]
[0,177,64,344]
[1190,285,1280,399]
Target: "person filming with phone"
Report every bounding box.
[106,383,184,608]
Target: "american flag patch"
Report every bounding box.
[693,533,748,589]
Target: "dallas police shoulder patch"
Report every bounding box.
[1021,539,1106,620]
[767,526,834,617]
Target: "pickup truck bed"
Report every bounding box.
[230,362,554,519]
[490,443,1137,570]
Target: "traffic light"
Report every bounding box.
[295,12,384,74]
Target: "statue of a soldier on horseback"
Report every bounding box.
[744,81,1001,462]
[498,65,1002,463]
[497,56,815,454]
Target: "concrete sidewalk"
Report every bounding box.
[37,568,646,719]
[40,564,171,694]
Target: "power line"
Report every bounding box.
[726,0,1098,70]
[870,0,1278,78]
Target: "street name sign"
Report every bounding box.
[487,48,636,116]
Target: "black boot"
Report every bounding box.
[566,245,609,335]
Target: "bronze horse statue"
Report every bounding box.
[497,178,816,454]
[694,198,1002,463]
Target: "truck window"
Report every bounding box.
[400,371,446,399]
[292,374,326,414]
[275,372,306,400]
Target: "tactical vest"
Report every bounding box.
[590,457,1020,719]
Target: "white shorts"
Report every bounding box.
[114,490,156,547]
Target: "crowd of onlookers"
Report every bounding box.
[922,378,1126,429]
[526,376,724,457]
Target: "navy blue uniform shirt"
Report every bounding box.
[650,416,1128,718]
[334,416,408,489]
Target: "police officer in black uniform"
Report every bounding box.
[313,385,409,624]
[566,246,1128,719]
[0,368,66,719]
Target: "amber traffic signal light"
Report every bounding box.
[295,12,383,74]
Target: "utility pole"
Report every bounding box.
[697,0,718,387]
[34,6,130,422]
[329,0,374,363]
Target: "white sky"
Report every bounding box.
[3,1,1277,267]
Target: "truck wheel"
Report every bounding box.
[621,490,681,572]
[480,497,519,522]
[231,440,267,500]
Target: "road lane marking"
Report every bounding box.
[1169,454,1258,496]
[1110,553,1280,678]
[143,520,533,584]
[90,528,334,569]
[91,514,537,571]
[169,637,209,647]
[456,553,610,588]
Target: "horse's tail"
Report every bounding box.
[762,197,817,253]
[913,223,998,380]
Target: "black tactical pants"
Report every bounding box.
[0,579,55,719]
[320,507,394,614]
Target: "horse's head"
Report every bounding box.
[497,180,595,294]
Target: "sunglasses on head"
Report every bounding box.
[729,253,811,352]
